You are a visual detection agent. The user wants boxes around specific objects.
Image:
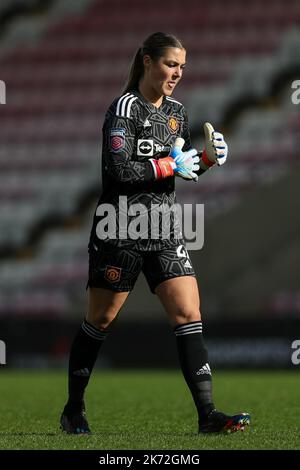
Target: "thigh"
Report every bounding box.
[86,243,143,328]
[87,242,143,293]
[155,276,201,327]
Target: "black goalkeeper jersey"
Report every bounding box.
[89,90,193,251]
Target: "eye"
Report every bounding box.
[167,63,186,69]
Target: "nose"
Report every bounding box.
[173,66,182,79]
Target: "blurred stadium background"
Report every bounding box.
[0,0,299,370]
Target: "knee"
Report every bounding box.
[86,309,117,331]
[173,308,202,326]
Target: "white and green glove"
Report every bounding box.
[200,122,228,170]
[171,137,200,182]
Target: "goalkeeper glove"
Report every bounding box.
[171,137,199,182]
[200,122,228,170]
[150,137,199,182]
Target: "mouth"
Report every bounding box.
[167,81,176,89]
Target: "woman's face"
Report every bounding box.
[144,47,186,98]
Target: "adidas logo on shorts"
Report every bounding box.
[184,259,192,268]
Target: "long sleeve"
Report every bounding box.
[102,115,155,184]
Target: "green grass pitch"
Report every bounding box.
[0,370,299,450]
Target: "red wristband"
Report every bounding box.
[150,157,175,180]
[201,149,215,168]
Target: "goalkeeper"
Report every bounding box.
[60,32,250,435]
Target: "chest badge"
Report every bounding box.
[169,117,179,133]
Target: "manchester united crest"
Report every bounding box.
[105,266,122,282]
[168,117,179,133]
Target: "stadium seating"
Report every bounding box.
[1,0,299,317]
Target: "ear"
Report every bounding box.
[143,54,152,68]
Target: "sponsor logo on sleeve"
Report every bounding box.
[110,128,125,152]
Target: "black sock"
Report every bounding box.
[174,321,215,421]
[64,319,108,415]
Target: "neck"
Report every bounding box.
[138,78,163,108]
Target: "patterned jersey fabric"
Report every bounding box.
[89,90,193,251]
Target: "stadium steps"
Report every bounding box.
[187,28,300,129]
[0,0,94,48]
[178,78,298,222]
[1,0,300,318]
[190,163,300,316]
[0,0,54,44]
[0,73,297,256]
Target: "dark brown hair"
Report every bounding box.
[123,32,184,93]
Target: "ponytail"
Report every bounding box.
[123,47,144,93]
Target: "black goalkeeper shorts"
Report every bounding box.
[87,242,196,294]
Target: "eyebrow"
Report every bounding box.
[166,60,186,66]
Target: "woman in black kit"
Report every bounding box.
[60,32,250,435]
